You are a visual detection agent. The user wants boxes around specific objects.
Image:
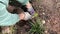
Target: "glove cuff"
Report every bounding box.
[28,6,35,15]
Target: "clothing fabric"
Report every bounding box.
[0,0,29,26]
[17,0,29,5]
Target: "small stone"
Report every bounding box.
[42,12,45,15]
[45,30,48,33]
[42,20,45,24]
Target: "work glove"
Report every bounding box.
[23,12,38,20]
[23,7,38,20]
[23,12,32,20]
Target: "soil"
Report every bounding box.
[31,0,60,34]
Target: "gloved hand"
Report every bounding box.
[19,7,38,20]
[23,12,38,20]
[19,12,32,20]
[23,12,32,20]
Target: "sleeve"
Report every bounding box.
[0,0,9,7]
[0,3,20,26]
[17,0,29,5]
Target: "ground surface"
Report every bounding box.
[31,0,60,34]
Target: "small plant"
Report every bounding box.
[28,13,45,34]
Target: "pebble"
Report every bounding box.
[45,30,48,33]
[42,20,46,24]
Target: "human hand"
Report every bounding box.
[18,12,32,20]
[23,12,32,20]
[23,12,38,20]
